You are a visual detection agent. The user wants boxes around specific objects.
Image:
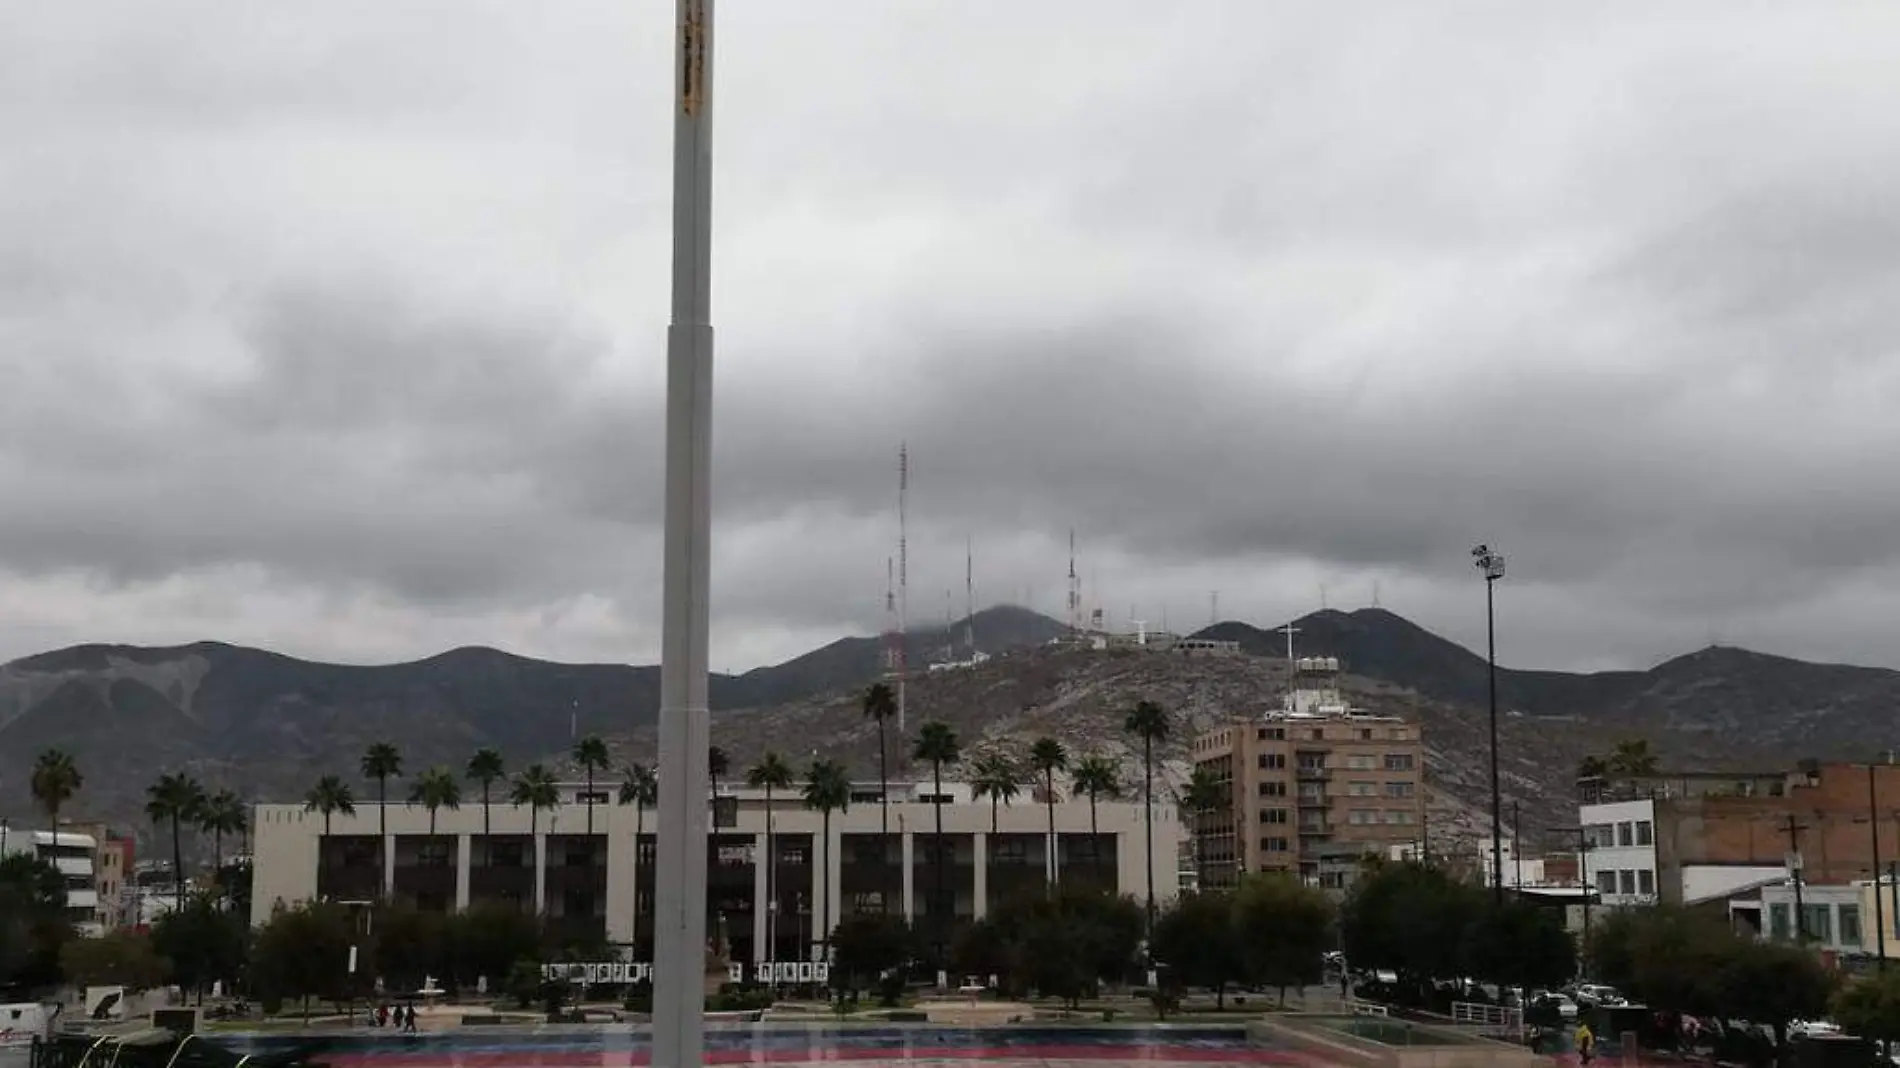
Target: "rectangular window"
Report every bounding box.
[1349,781,1377,797]
[1360,729,1373,740]
[1635,820,1654,846]
[1768,903,1791,940]
[1297,784,1325,801]
[1349,809,1375,826]
[1803,905,1833,944]
[1637,869,1654,896]
[1311,729,1325,740]
[1257,780,1288,798]
[1618,870,1636,896]
[1263,837,1289,852]
[1384,782,1415,799]
[1259,808,1288,825]
[1297,754,1327,771]
[1382,810,1413,825]
[1261,754,1287,770]
[1840,904,1863,947]
[1346,754,1377,770]
[1597,870,1617,895]
[1383,754,1415,772]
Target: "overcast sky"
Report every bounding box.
[4,2,1900,675]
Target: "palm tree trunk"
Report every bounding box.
[820,809,833,954]
[932,760,945,954]
[172,815,186,912]
[530,806,541,914]
[378,775,389,900]
[214,828,224,892]
[321,812,333,900]
[1088,791,1100,870]
[482,785,492,869]
[634,802,646,952]
[586,768,596,836]
[764,786,776,965]
[877,720,891,913]
[1143,736,1156,936]
[1045,769,1058,893]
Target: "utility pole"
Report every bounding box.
[1472,545,1506,904]
[1784,812,1808,943]
[1551,825,1595,978]
[1511,801,1523,891]
[652,2,715,1065]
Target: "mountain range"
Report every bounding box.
[2,605,1894,853]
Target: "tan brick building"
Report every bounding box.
[1577,762,1900,906]
[1190,656,1424,891]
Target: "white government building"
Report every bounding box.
[251,778,1182,963]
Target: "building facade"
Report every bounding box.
[1578,763,1900,908]
[1,829,105,936]
[251,779,1180,963]
[1190,656,1424,891]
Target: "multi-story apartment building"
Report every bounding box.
[1191,656,1424,891]
[1,829,105,935]
[251,778,1180,964]
[1576,761,1900,908]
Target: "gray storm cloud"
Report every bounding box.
[1,1,1899,672]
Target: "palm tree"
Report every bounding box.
[912,721,961,948]
[1029,737,1069,890]
[801,759,850,952]
[360,742,403,899]
[1576,754,1609,780]
[748,752,795,959]
[146,773,206,912]
[709,745,730,796]
[971,753,1019,894]
[410,766,462,840]
[510,764,560,913]
[1124,699,1170,934]
[1070,755,1122,864]
[573,735,611,837]
[862,682,899,906]
[1608,738,1658,777]
[303,775,356,900]
[466,747,506,868]
[30,749,82,839]
[198,789,247,887]
[619,762,658,943]
[1179,765,1227,889]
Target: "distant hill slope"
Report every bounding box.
[0,606,1064,842]
[6,602,1896,854]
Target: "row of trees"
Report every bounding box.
[290,685,1180,925]
[27,748,249,912]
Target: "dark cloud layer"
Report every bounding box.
[2,2,1899,673]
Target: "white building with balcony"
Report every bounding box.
[2,830,104,935]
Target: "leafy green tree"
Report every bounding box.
[446,905,541,992]
[748,752,796,956]
[1607,738,1659,776]
[30,748,82,839]
[60,928,168,991]
[1718,939,1835,1051]
[466,748,506,866]
[361,742,403,898]
[251,900,354,1018]
[708,745,730,796]
[150,893,247,1003]
[913,721,961,953]
[1233,873,1335,1004]
[198,789,247,890]
[0,854,69,992]
[1833,967,1900,1048]
[1122,700,1169,933]
[1342,860,1480,994]
[802,759,851,952]
[1151,891,1242,1008]
[1462,898,1576,994]
[373,904,449,994]
[146,772,206,913]
[302,775,355,900]
[829,913,914,1002]
[1029,738,1069,889]
[572,735,610,836]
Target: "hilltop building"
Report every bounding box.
[1190,655,1424,891]
[251,779,1180,964]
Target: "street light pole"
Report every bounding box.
[1512,800,1522,891]
[1870,764,1887,970]
[652,2,716,1066]
[1473,545,1506,904]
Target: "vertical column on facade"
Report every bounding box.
[533,833,547,915]
[811,830,830,960]
[901,831,916,921]
[604,820,636,945]
[383,833,397,898]
[454,834,472,911]
[972,832,988,918]
[752,832,768,963]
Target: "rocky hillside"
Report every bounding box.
[5,603,1897,855]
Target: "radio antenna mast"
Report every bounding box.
[897,443,909,733]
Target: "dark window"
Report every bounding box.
[490,841,526,868]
